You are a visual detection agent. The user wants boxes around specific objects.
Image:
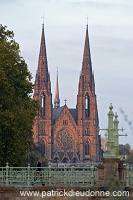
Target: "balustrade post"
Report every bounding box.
[5,162,9,186]
[130,165,133,185]
[91,165,94,186]
[64,165,67,184]
[48,164,52,186]
[126,164,130,186]
[27,163,30,186]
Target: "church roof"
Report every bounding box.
[53,107,77,122]
[69,109,77,120]
[53,106,64,121]
[119,144,130,155]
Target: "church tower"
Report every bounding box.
[33,23,101,163]
[33,23,52,162]
[77,25,100,162]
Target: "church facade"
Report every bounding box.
[33,23,101,163]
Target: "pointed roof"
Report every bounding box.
[54,70,60,108]
[81,24,93,89]
[36,23,48,84]
[82,25,92,71]
[92,70,95,93]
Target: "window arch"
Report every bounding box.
[71,158,78,163]
[40,123,45,135]
[85,128,90,136]
[40,93,45,116]
[62,158,68,163]
[85,93,90,118]
[41,140,45,155]
[53,157,59,163]
[85,140,90,155]
[40,121,46,135]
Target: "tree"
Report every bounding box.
[125,143,131,152]
[101,136,107,152]
[125,153,133,164]
[0,25,38,166]
[24,150,48,167]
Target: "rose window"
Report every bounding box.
[56,130,73,151]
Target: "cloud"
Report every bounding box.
[0,0,20,5]
[96,36,133,58]
[69,0,130,7]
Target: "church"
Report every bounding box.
[33,23,101,163]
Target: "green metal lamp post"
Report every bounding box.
[101,103,127,159]
[104,103,116,159]
[98,103,127,187]
[113,112,120,159]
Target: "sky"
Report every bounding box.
[1,0,133,147]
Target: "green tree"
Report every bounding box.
[125,153,133,164]
[0,25,38,166]
[24,150,48,167]
[101,136,107,152]
[125,143,131,152]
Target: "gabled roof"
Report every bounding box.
[53,107,77,122]
[119,144,130,155]
[53,106,64,121]
[69,109,76,120]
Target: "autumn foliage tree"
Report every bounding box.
[0,25,38,166]
[101,136,107,152]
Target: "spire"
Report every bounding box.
[82,25,92,72]
[92,70,95,94]
[81,24,93,89]
[34,22,51,98]
[54,70,60,109]
[37,22,48,83]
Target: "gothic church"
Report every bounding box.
[33,23,101,163]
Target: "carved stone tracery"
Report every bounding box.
[56,130,73,151]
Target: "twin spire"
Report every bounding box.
[82,25,92,69]
[36,22,92,107]
[37,22,48,84]
[82,25,92,76]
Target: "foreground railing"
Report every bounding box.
[0,163,98,186]
[125,164,133,186]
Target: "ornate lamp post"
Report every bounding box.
[98,103,127,186]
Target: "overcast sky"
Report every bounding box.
[1,0,133,147]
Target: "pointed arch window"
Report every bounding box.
[40,93,45,116]
[41,140,45,155]
[40,122,45,135]
[85,140,90,155]
[85,93,90,118]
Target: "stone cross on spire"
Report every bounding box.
[64,99,67,105]
[86,15,88,27]
[42,14,44,24]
